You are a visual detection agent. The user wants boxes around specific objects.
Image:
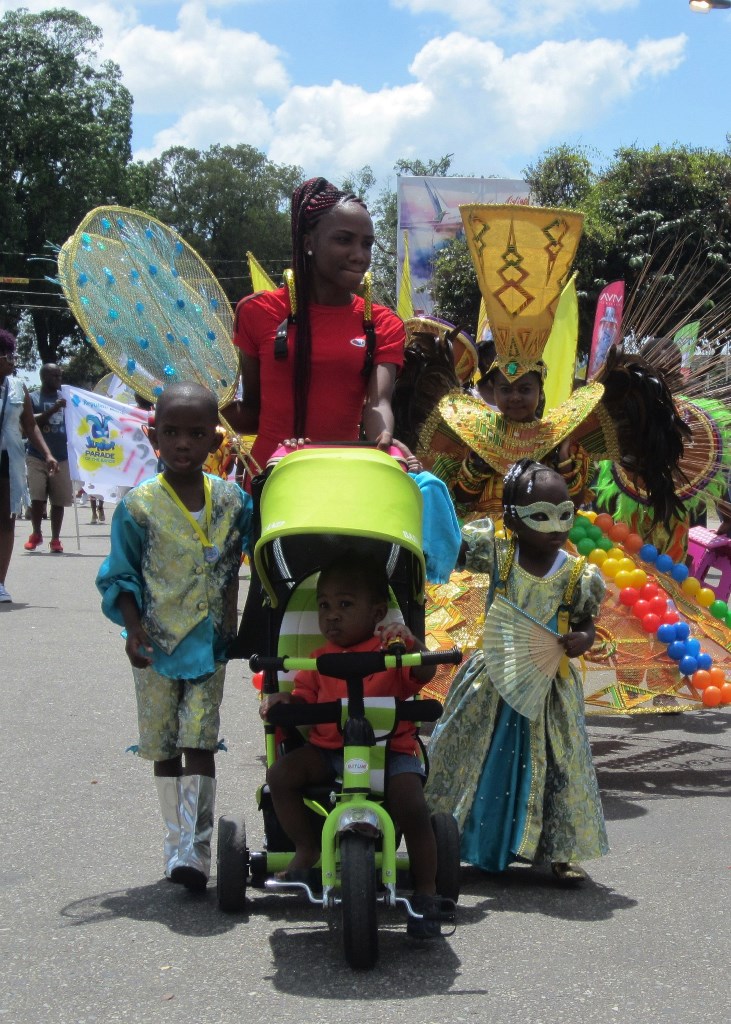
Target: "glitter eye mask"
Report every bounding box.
[513,500,574,533]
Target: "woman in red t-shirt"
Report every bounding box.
[223,177,405,474]
[224,177,405,658]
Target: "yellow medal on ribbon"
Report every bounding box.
[158,474,220,563]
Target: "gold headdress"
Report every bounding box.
[460,204,584,382]
[404,315,478,384]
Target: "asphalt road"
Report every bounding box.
[1,511,729,1024]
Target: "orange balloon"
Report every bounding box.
[702,685,722,708]
[692,670,711,690]
[709,667,726,687]
[719,682,731,705]
[609,522,630,543]
[697,587,716,608]
[625,533,644,554]
[594,513,614,533]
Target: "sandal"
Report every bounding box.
[551,862,588,885]
[407,893,451,940]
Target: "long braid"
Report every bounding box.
[289,177,367,438]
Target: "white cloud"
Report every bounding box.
[407,32,687,152]
[391,0,638,36]
[267,80,432,175]
[0,1,687,183]
[266,31,686,178]
[111,2,288,116]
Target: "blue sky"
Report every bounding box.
[3,0,730,189]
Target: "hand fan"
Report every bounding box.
[482,594,563,720]
[56,206,238,408]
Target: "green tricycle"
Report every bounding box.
[215,446,463,969]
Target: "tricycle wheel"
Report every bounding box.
[340,832,378,969]
[432,811,461,903]
[216,815,248,912]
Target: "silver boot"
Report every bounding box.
[170,774,216,890]
[154,776,181,880]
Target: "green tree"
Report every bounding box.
[523,143,731,348]
[0,8,133,362]
[139,144,302,305]
[522,144,596,208]
[431,238,482,333]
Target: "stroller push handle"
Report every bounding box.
[249,647,462,677]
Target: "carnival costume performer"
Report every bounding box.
[395,205,688,528]
[96,383,254,890]
[425,461,608,882]
[593,337,731,563]
[223,177,405,659]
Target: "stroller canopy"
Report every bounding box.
[254,448,426,608]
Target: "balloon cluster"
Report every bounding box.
[569,511,731,708]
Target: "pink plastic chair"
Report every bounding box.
[687,526,731,602]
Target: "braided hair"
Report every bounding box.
[290,177,370,438]
[502,459,552,523]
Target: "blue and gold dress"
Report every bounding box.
[425,519,609,870]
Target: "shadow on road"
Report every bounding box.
[458,864,636,922]
[590,713,731,822]
[59,879,243,937]
[263,910,487,997]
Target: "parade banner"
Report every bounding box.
[61,385,157,500]
[396,176,531,317]
[587,281,625,379]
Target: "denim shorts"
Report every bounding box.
[316,746,425,780]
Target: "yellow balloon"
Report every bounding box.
[602,558,620,579]
[629,569,647,588]
[588,549,608,566]
[682,576,701,597]
[607,547,625,562]
[583,510,597,523]
[697,587,716,608]
[614,570,634,589]
[617,558,635,574]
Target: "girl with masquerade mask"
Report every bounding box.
[424,460,609,884]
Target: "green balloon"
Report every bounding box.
[568,526,587,544]
[710,599,728,620]
[577,537,596,556]
[597,536,614,551]
[586,524,604,542]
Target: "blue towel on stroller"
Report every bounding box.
[411,471,461,584]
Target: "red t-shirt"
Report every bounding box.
[233,287,404,470]
[292,635,424,755]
